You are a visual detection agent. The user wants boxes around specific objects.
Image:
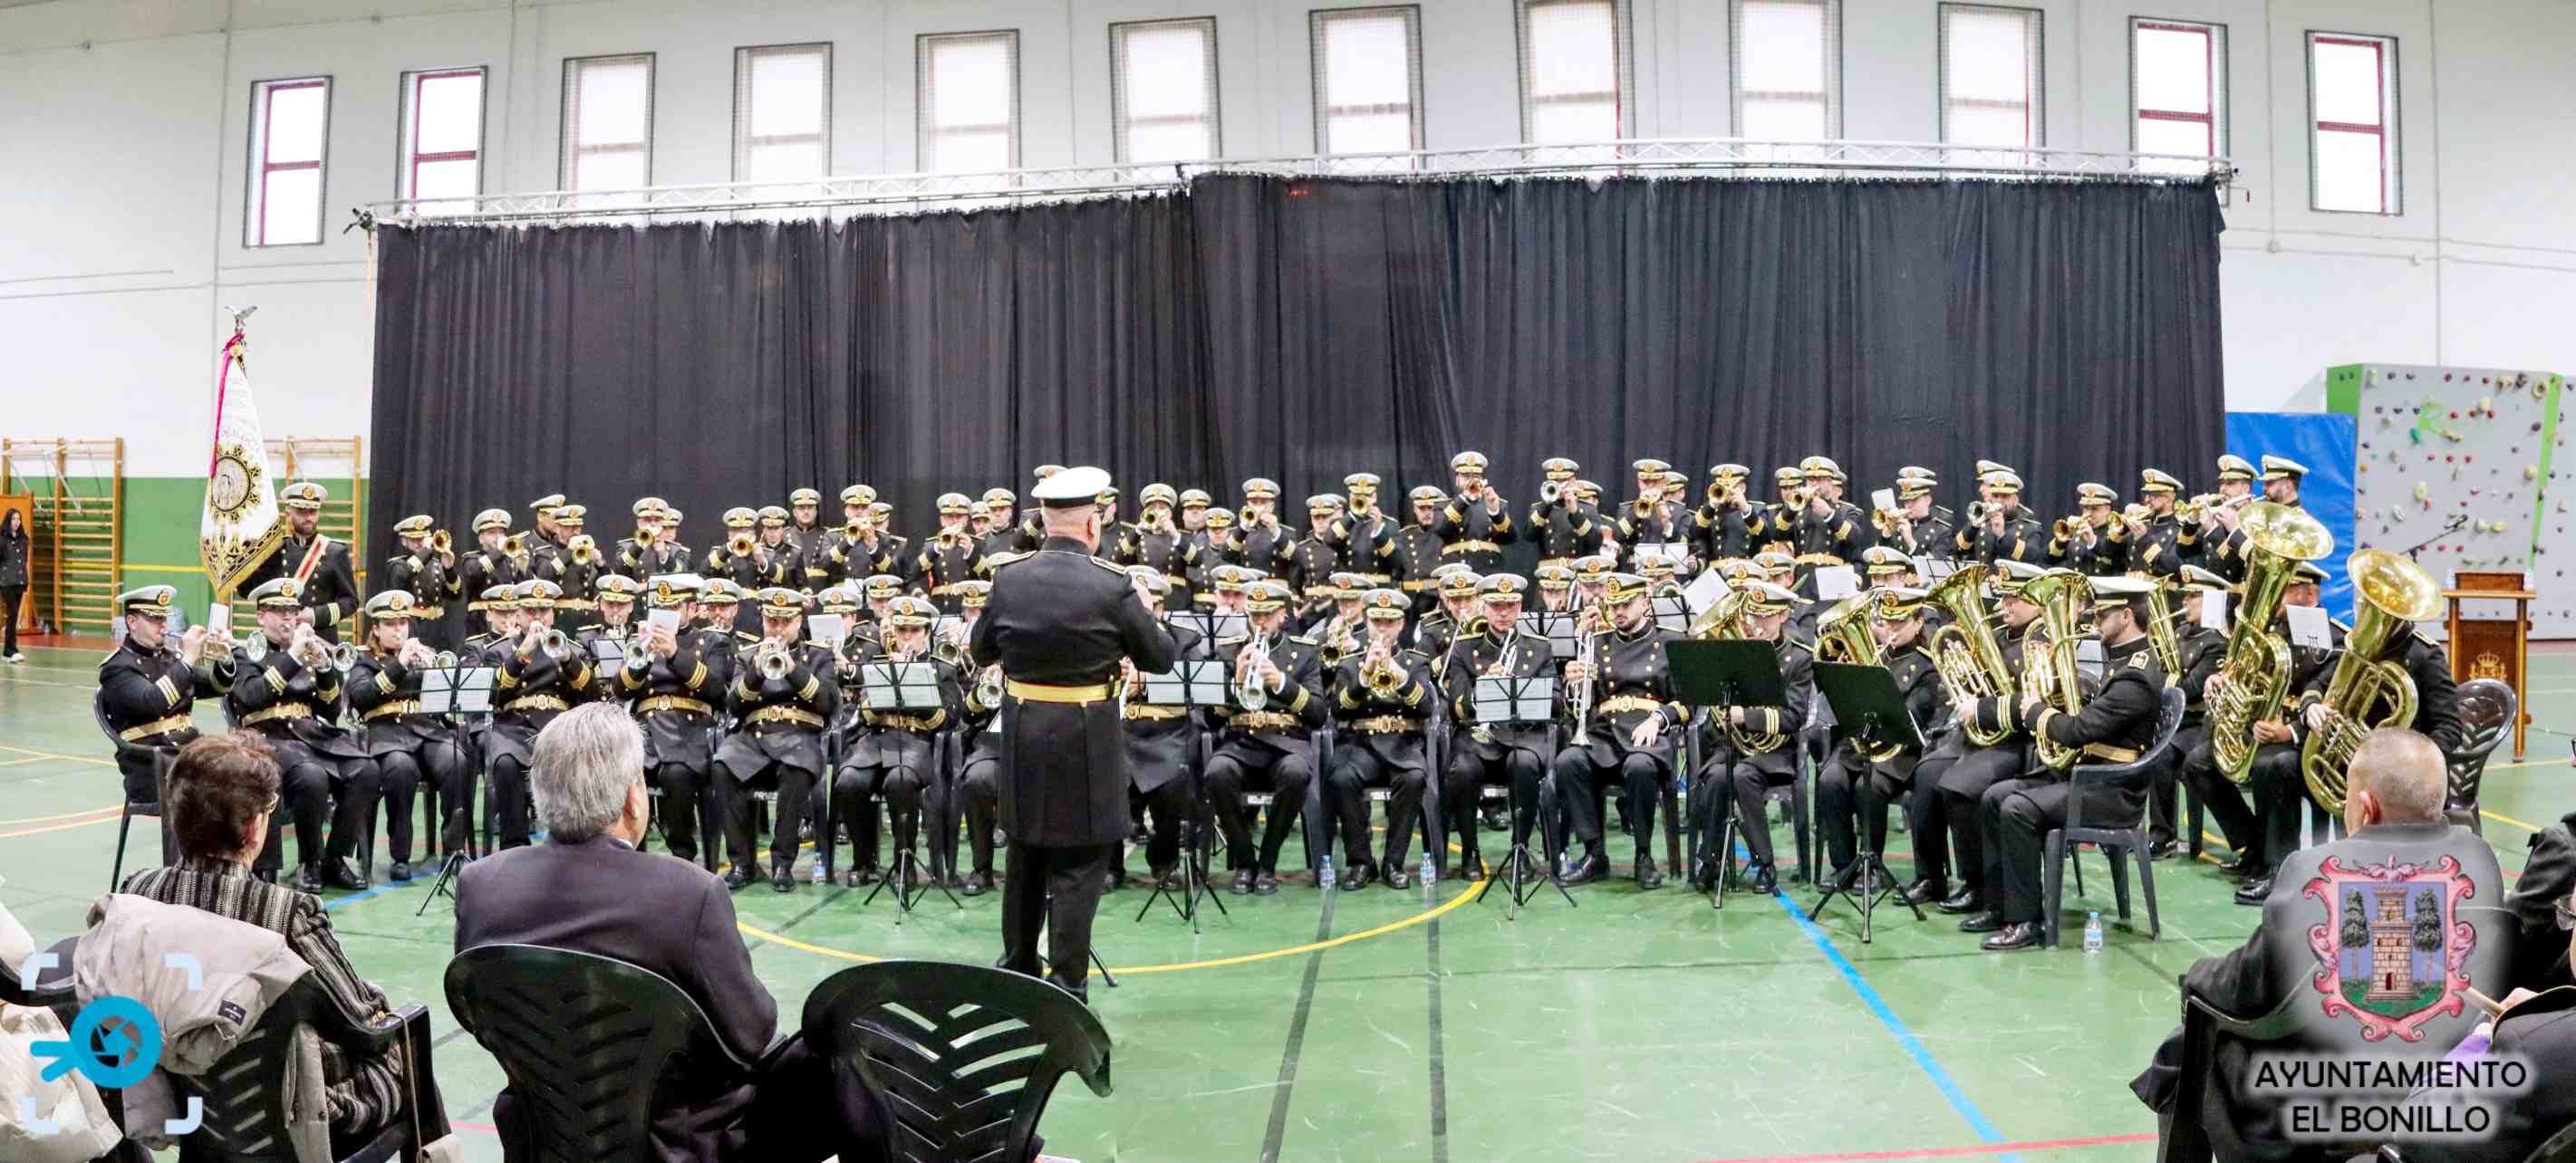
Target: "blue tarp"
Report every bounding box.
[2225,411,2357,622]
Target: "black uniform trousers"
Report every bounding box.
[998,840,1114,997]
[1918,740,2029,904]
[833,734,940,874]
[1203,739,1314,872]
[1554,747,1664,859]
[2146,721,2203,848]
[1324,745,1426,872]
[1984,769,2151,925]
[1440,744,1547,866]
[1819,745,1915,872]
[2175,735,2271,866]
[2247,741,2319,875]
[721,758,818,873]
[373,739,467,864]
[648,758,713,864]
[1700,747,1797,871]
[958,751,1001,877]
[1904,735,1962,889]
[256,744,380,876]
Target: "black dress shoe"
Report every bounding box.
[1105,868,1125,892]
[1230,869,1256,895]
[388,861,412,882]
[1980,921,2042,951]
[322,860,368,891]
[2146,838,2181,861]
[854,864,883,886]
[1254,870,1280,896]
[296,865,325,894]
[1635,858,1664,890]
[1690,858,1718,891]
[2224,849,2263,878]
[724,868,753,890]
[771,861,796,892]
[1151,865,1179,890]
[1957,910,2004,934]
[1826,864,1858,892]
[1385,866,1412,890]
[1558,851,1608,886]
[2233,877,2272,906]
[964,870,992,896]
[1344,863,1374,891]
[1750,862,1778,895]
[1461,852,1487,881]
[841,868,865,889]
[1935,889,1984,915]
[1897,879,1948,906]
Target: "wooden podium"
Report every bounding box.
[2444,570,2535,758]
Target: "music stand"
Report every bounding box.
[1465,674,1571,916]
[1666,639,1789,908]
[858,662,960,917]
[1805,662,1928,941]
[1649,596,1691,633]
[414,665,497,917]
[587,638,626,667]
[1135,659,1232,931]
[1534,611,1584,659]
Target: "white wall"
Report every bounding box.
[4,0,2571,476]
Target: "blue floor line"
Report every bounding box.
[1740,840,2016,1160]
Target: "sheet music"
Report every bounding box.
[1915,557,1963,583]
[1681,569,1732,616]
[2201,591,2228,632]
[861,661,945,710]
[420,668,497,715]
[1141,659,1231,706]
[1813,565,1859,601]
[1538,611,1583,659]
[1633,543,1688,568]
[589,638,626,666]
[646,609,682,634]
[2284,604,2330,649]
[1870,488,1896,514]
[807,614,846,650]
[1472,675,1555,723]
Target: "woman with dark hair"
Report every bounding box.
[119,732,416,1139]
[1,507,28,661]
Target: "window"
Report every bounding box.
[2132,20,2224,174]
[1732,0,1839,141]
[561,53,654,194]
[1113,18,1219,164]
[399,68,485,204]
[734,43,831,182]
[246,77,329,246]
[919,31,1019,174]
[1312,7,1422,156]
[2309,32,2398,214]
[1938,4,2043,151]
[1518,0,1628,145]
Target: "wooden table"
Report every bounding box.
[2445,571,2535,758]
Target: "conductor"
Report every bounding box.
[970,466,1178,1001]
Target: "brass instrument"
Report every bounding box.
[2300,551,2441,813]
[2051,514,2098,543]
[2122,503,2152,525]
[2019,570,2090,769]
[1686,587,1745,639]
[327,640,358,671]
[429,529,452,556]
[1870,506,1901,537]
[637,525,661,549]
[974,664,1005,709]
[1539,478,1563,505]
[500,533,526,559]
[757,638,796,681]
[1925,564,2016,746]
[1567,614,1599,726]
[1695,592,1786,753]
[542,628,574,660]
[568,534,599,567]
[844,518,867,539]
[432,650,458,669]
[2207,502,2334,782]
[1238,505,1261,530]
[1815,594,1904,762]
[728,533,757,558]
[2140,581,2184,687]
[1360,634,1405,695]
[1234,630,1275,710]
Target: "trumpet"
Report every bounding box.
[637,526,661,549]
[843,518,867,539]
[728,533,757,558]
[756,638,796,681]
[569,533,599,566]
[1238,505,1260,530]
[1870,506,1904,537]
[1539,479,1564,505]
[2051,514,2096,543]
[542,628,573,659]
[1965,499,1990,526]
[500,533,526,559]
[975,664,1005,709]
[429,529,452,556]
[327,640,358,671]
[1234,631,1275,710]
[432,650,458,669]
[1360,634,1405,695]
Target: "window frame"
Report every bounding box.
[1514,0,1634,145]
[1729,0,1841,141]
[1935,2,2045,150]
[246,75,332,248]
[917,29,1023,175]
[1110,16,1221,164]
[1309,5,1424,156]
[2127,18,2224,161]
[559,52,657,192]
[732,43,835,183]
[397,66,487,203]
[2305,30,2400,216]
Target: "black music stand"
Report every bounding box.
[1805,662,1928,941]
[1533,611,1585,660]
[1665,639,1788,909]
[858,661,960,918]
[1649,596,1692,633]
[414,664,497,917]
[1464,674,1571,917]
[1136,659,1231,932]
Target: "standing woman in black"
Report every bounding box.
[0,508,28,662]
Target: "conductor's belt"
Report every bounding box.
[119,715,195,741]
[241,705,314,727]
[636,695,714,717]
[362,700,423,722]
[745,706,826,729]
[1597,696,1666,716]
[501,695,571,715]
[1124,706,1189,721]
[1229,711,1301,733]
[1007,680,1114,705]
[2082,743,2142,764]
[1794,553,1847,567]
[1441,541,1500,556]
[1347,715,1423,735]
[1401,580,1438,592]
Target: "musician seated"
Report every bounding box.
[1322,589,1437,889]
[1117,570,1204,890]
[98,584,219,861]
[1973,573,2163,951]
[1552,572,1688,888]
[478,578,593,851]
[1436,573,1553,880]
[343,590,470,878]
[1691,582,1812,894]
[227,577,382,891]
[1818,587,1942,895]
[950,582,1006,895]
[1204,580,1327,895]
[2132,728,2513,1161]
[717,587,841,890]
[2221,561,2343,905]
[830,595,961,889]
[455,704,888,1163]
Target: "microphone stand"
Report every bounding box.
[2398,514,2469,560]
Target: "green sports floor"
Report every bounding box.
[5,643,2567,1163]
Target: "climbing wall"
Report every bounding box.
[2329,363,2571,639]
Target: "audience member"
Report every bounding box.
[2448,889,2576,1162]
[452,702,885,1163]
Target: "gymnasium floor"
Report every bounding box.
[3,643,2566,1163]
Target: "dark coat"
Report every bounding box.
[0,524,29,589]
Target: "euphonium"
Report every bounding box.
[2020,570,2090,769]
[1686,587,1746,639]
[1813,594,1880,666]
[2208,502,2334,782]
[2140,580,2184,687]
[1925,564,2015,746]
[2300,550,2442,813]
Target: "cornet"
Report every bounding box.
[728,533,757,558]
[429,529,452,556]
[569,534,600,567]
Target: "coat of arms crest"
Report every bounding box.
[2303,855,2477,1042]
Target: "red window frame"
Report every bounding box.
[405,69,482,201]
[255,79,326,246]
[2312,34,2389,213]
[2133,20,2215,156]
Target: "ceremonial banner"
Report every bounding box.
[201,328,284,599]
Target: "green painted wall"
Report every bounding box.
[103,476,368,630]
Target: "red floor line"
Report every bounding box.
[1698,1131,2156,1162]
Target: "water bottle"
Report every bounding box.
[2083,910,2105,954]
[1421,851,1438,889]
[812,860,826,884]
[1318,855,1336,891]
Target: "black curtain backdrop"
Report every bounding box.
[370,175,2224,578]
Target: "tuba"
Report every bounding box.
[1814,594,1903,761]
[2019,570,2090,769]
[2207,503,2334,782]
[1925,564,2016,746]
[2139,579,2184,687]
[2299,550,2441,813]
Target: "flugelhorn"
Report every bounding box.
[2207,502,2334,782]
[2300,550,2441,813]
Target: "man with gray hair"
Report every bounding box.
[454,703,885,1163]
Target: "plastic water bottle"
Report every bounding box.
[812,860,826,884]
[2083,910,2105,954]
[1318,855,1336,891]
[1421,851,1438,889]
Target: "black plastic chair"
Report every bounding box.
[174,975,444,1163]
[2445,678,2517,836]
[94,688,175,889]
[801,958,1112,1163]
[444,943,750,1163]
[2040,687,2185,947]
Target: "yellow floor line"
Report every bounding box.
[0,744,113,768]
[0,804,121,825]
[0,814,121,841]
[2482,809,2544,833]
